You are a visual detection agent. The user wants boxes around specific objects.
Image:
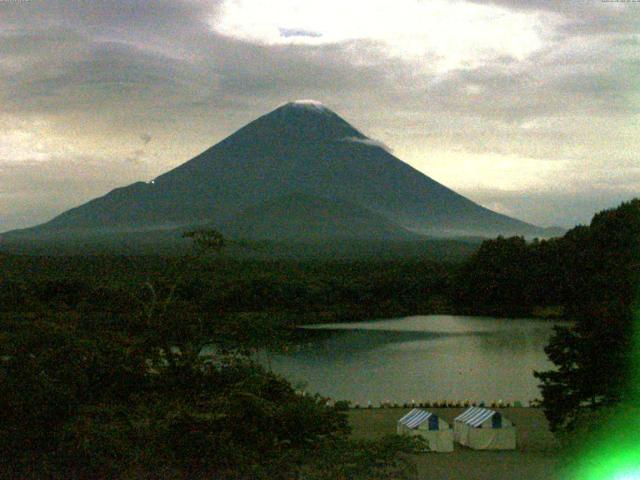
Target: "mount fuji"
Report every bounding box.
[3,101,552,245]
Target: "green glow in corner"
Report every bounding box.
[568,309,640,480]
[569,435,640,480]
[613,473,640,480]
[571,448,640,479]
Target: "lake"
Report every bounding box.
[261,315,567,405]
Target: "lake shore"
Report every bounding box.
[348,407,561,480]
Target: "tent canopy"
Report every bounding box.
[454,407,511,428]
[397,409,454,452]
[398,408,443,431]
[454,407,516,450]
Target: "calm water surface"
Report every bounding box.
[262,315,567,405]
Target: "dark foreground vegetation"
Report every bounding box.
[1,199,638,477]
[533,199,640,433]
[1,233,423,478]
[0,317,420,479]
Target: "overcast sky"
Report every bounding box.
[1,0,638,232]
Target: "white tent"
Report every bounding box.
[454,407,516,450]
[397,408,454,452]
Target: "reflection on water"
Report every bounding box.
[263,315,567,405]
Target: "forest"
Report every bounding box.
[1,198,638,478]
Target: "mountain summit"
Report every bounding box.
[6,102,548,240]
[221,100,367,144]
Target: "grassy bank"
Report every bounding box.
[348,407,561,480]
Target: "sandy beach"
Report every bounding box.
[348,407,561,480]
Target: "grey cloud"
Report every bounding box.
[1,41,218,113]
[420,42,640,122]
[0,0,215,40]
[279,28,322,38]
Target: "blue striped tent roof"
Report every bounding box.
[398,408,437,429]
[454,407,499,427]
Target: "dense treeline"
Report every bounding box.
[455,208,634,319]
[534,199,640,432]
[455,236,564,316]
[0,256,456,326]
[456,199,640,431]
[0,247,573,327]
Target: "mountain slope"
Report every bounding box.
[219,193,418,241]
[5,100,547,239]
